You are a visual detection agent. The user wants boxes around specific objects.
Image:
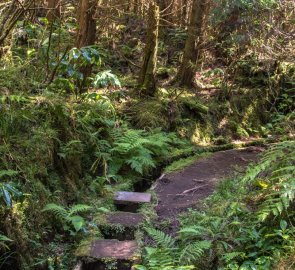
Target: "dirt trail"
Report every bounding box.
[153,147,263,232]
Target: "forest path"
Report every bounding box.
[152,147,264,234]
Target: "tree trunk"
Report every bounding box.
[46,0,61,22]
[176,0,210,87]
[138,3,160,96]
[76,0,97,48]
[0,0,33,48]
[76,0,97,93]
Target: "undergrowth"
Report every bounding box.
[0,91,186,269]
[140,141,295,270]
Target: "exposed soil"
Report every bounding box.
[153,147,264,234]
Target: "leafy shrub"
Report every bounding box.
[92,70,121,88]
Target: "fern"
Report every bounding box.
[68,204,92,216]
[179,240,212,264]
[222,252,246,263]
[137,227,198,269]
[179,225,214,238]
[109,129,173,175]
[42,203,92,232]
[42,203,68,219]
[145,227,175,248]
[243,141,295,221]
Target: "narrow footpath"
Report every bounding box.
[153,147,263,234]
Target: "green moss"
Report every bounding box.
[237,126,250,138]
[164,153,212,174]
[124,98,170,130]
[179,97,209,115]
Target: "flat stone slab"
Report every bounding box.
[106,212,144,227]
[114,191,151,205]
[86,240,139,260]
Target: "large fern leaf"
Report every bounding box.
[42,203,68,219]
[179,240,212,264]
[68,204,92,216]
[145,227,175,248]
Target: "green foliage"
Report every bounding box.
[109,129,178,175]
[42,203,92,233]
[145,227,175,248]
[126,99,170,130]
[51,46,101,93]
[0,170,22,207]
[136,227,211,270]
[93,70,121,88]
[0,234,13,250]
[175,141,295,269]
[242,141,295,221]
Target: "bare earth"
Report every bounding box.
[153,147,263,232]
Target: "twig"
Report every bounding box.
[174,184,209,196]
[46,45,70,85]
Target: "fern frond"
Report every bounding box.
[179,240,211,264]
[68,204,92,216]
[222,251,246,263]
[145,227,175,248]
[179,225,214,238]
[42,203,68,219]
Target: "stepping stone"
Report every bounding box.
[106,212,144,228]
[77,239,140,260]
[114,191,151,205]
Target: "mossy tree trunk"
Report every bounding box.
[176,0,210,87]
[138,3,159,96]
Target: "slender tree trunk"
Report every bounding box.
[76,0,97,48]
[138,3,160,96]
[46,0,61,22]
[76,0,97,93]
[181,0,188,26]
[176,0,210,87]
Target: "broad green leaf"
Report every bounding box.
[2,187,12,207]
[70,216,85,232]
[280,220,288,230]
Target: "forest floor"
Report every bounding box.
[151,147,264,236]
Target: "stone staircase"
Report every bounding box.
[75,191,152,270]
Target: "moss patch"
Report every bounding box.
[164,153,212,174]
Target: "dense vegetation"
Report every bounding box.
[139,141,295,269]
[0,0,294,269]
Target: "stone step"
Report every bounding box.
[114,191,152,205]
[76,239,140,261]
[106,212,144,228]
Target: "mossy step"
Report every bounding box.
[77,239,140,261]
[114,191,151,205]
[106,212,144,228]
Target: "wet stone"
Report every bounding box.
[81,239,139,260]
[106,212,144,228]
[114,192,151,205]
